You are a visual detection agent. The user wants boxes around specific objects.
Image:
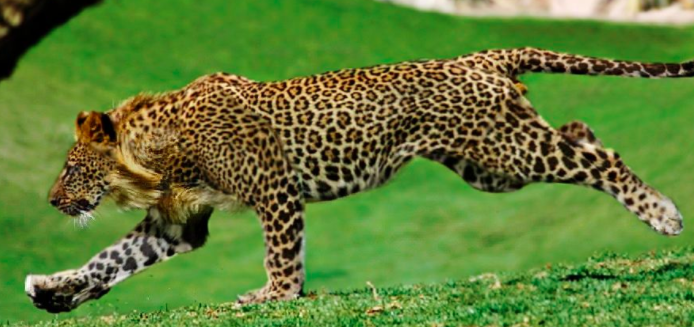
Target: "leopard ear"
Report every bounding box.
[75,111,117,144]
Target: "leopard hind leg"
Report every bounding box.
[430,120,602,194]
[558,120,603,148]
[426,152,526,193]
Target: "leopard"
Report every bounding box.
[25,47,690,313]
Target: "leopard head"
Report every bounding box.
[48,111,118,221]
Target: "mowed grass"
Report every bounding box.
[9,248,694,326]
[1,0,694,323]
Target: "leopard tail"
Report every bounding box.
[460,47,694,79]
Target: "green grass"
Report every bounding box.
[1,0,694,324]
[9,248,694,326]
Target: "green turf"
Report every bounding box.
[8,248,694,326]
[1,0,693,324]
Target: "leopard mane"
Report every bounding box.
[104,92,242,223]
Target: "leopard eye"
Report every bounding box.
[66,165,81,176]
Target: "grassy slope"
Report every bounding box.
[10,248,694,326]
[1,0,694,323]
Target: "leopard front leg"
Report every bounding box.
[237,184,306,304]
[233,135,306,304]
[25,207,212,313]
[193,107,306,304]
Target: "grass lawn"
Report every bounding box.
[1,0,693,324]
[9,248,694,326]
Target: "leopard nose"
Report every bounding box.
[49,198,60,208]
[48,185,67,208]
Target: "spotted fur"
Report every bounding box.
[28,47,688,312]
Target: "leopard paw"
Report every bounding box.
[25,271,110,313]
[236,283,301,305]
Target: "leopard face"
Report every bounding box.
[49,143,115,217]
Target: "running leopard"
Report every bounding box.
[26,47,690,313]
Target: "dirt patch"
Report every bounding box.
[379,0,694,25]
